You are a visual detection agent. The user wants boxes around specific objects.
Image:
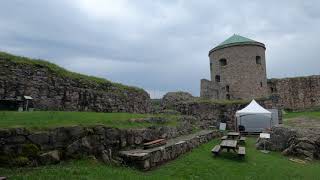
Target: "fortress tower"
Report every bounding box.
[201,34,268,100]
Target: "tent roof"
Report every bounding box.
[236,100,271,117]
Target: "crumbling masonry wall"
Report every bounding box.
[268,76,320,110]
[0,56,151,113]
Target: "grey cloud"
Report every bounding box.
[0,1,320,98]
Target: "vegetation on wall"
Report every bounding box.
[0,51,145,93]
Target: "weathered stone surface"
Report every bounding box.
[268,76,320,110]
[39,150,60,165]
[161,92,195,110]
[256,126,320,160]
[119,130,218,170]
[0,56,151,113]
[0,129,11,138]
[201,43,268,100]
[256,126,300,151]
[5,136,26,144]
[0,123,194,167]
[28,132,50,147]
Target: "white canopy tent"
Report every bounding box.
[236,100,272,132]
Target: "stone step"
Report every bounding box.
[119,130,217,170]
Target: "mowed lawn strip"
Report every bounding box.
[0,111,178,130]
[283,110,320,119]
[1,138,320,180]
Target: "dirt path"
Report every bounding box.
[284,117,320,128]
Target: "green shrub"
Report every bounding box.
[22,144,40,157]
[11,156,30,166]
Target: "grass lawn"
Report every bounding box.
[0,111,178,130]
[283,110,320,127]
[1,138,319,180]
[283,110,320,120]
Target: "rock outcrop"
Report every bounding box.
[256,126,320,160]
[0,52,151,113]
[161,92,195,110]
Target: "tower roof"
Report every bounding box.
[209,34,265,55]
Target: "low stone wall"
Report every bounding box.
[256,126,320,160]
[119,130,217,170]
[0,122,194,167]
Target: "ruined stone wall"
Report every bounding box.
[268,76,320,110]
[173,99,281,130]
[0,123,193,166]
[200,79,218,99]
[0,56,151,113]
[208,45,268,100]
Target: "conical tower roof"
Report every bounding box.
[209,34,265,55]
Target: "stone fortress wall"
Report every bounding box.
[201,35,320,111]
[268,76,320,110]
[0,54,151,113]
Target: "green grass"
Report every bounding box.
[0,111,178,130]
[283,110,320,119]
[1,138,319,180]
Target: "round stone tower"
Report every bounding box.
[208,34,268,100]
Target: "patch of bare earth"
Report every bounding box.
[285,117,320,128]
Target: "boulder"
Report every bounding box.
[161,92,195,110]
[256,126,300,151]
[27,132,50,149]
[39,150,60,165]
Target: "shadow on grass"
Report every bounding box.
[212,151,248,163]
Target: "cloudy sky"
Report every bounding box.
[1,1,320,98]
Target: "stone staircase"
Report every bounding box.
[119,130,217,170]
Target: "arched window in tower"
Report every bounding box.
[226,85,230,92]
[219,58,227,66]
[215,75,220,82]
[210,62,213,71]
[256,56,261,64]
[260,82,263,87]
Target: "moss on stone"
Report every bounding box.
[22,144,40,157]
[11,156,30,166]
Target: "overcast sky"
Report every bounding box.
[1,1,320,98]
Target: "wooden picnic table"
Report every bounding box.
[227,132,240,139]
[220,139,238,152]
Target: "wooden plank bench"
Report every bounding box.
[238,147,246,157]
[143,139,166,149]
[211,145,221,156]
[239,136,246,144]
[221,136,228,140]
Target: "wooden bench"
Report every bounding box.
[143,139,166,149]
[221,136,228,140]
[239,136,246,144]
[211,145,221,156]
[238,147,246,157]
[0,177,6,180]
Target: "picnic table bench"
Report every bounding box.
[212,139,246,157]
[227,132,240,139]
[239,136,246,144]
[143,139,166,149]
[211,145,221,155]
[238,146,246,156]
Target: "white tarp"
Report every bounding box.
[236,100,272,132]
